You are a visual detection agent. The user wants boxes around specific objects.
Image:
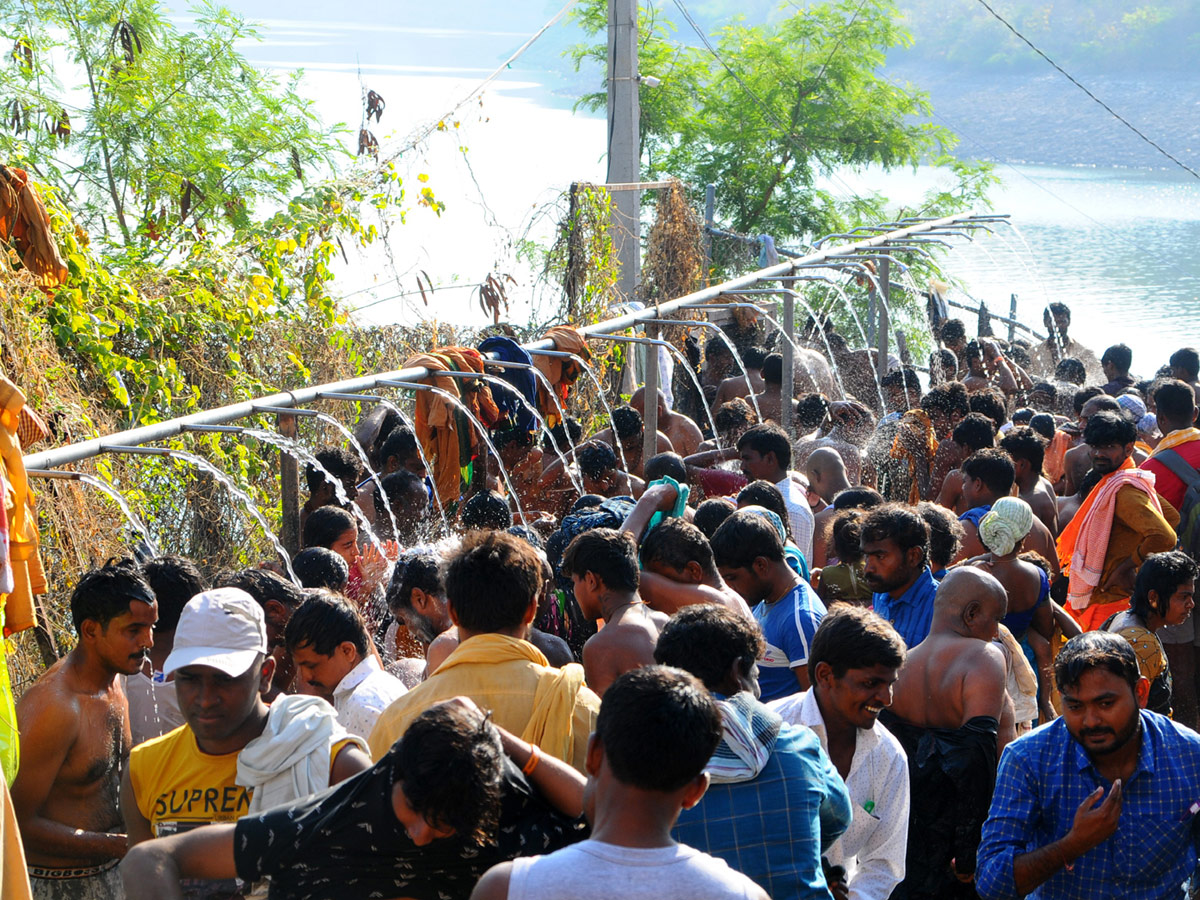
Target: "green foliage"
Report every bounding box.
[570,0,993,245]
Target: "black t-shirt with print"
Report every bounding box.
[233,745,587,900]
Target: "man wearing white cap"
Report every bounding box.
[120,588,370,895]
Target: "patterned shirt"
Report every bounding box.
[776,474,815,563]
[872,568,939,649]
[673,721,852,900]
[754,582,827,703]
[976,711,1200,900]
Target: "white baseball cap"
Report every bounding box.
[163,588,268,678]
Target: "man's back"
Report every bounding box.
[508,839,764,900]
[582,605,669,696]
[888,633,1006,731]
[673,722,850,900]
[368,634,599,770]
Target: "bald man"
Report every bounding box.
[631,387,703,458]
[880,568,1014,898]
[806,448,853,570]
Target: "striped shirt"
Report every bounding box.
[872,568,939,649]
[776,474,816,564]
[754,582,827,702]
[977,711,1200,900]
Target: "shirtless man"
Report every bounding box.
[881,568,1013,897]
[12,559,157,900]
[934,412,997,515]
[750,353,798,425]
[621,485,753,619]
[709,347,766,416]
[590,406,673,480]
[631,386,703,458]
[1169,346,1200,416]
[805,448,852,569]
[561,528,668,696]
[795,400,878,488]
[1000,426,1060,538]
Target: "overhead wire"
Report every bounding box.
[971,0,1200,180]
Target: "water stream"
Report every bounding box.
[77,474,161,557]
[565,352,630,475]
[370,399,452,536]
[313,411,401,545]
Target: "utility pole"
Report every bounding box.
[607,0,640,305]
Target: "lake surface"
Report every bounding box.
[218,4,1200,378]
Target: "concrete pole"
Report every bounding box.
[1008,293,1018,343]
[702,183,715,287]
[781,291,795,439]
[278,412,301,555]
[644,321,660,470]
[876,257,890,380]
[607,0,640,304]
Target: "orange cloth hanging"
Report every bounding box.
[533,326,591,426]
[403,353,464,510]
[0,166,67,291]
[0,376,43,637]
[1043,430,1072,486]
[889,409,939,506]
[440,347,500,429]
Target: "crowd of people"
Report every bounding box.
[3,303,1200,900]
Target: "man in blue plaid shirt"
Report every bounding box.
[977,631,1200,900]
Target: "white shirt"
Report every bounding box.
[332,656,408,741]
[769,689,909,900]
[776,473,815,563]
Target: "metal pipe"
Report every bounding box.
[25,212,1000,470]
[104,445,171,457]
[644,322,660,466]
[317,392,386,403]
[27,468,82,480]
[253,405,320,417]
[183,424,245,434]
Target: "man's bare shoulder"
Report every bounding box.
[17,666,84,746]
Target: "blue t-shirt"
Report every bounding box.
[754,582,827,702]
[873,567,939,649]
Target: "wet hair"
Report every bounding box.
[963,340,983,364]
[1170,347,1200,381]
[1029,413,1056,440]
[291,547,350,592]
[303,505,357,550]
[795,393,831,431]
[644,452,687,484]
[1131,551,1199,621]
[542,417,583,454]
[215,568,306,611]
[761,353,784,385]
[654,604,763,693]
[612,406,643,440]
[830,509,866,563]
[303,445,361,495]
[395,702,504,845]
[71,557,156,634]
[1012,408,1034,426]
[460,491,512,531]
[1078,468,1104,498]
[1154,379,1197,426]
[743,346,768,369]
[561,528,640,592]
[706,337,732,360]
[284,590,368,656]
[492,425,534,451]
[940,319,966,344]
[1054,631,1140,694]
[1101,344,1133,373]
[711,509,786,569]
[640,519,718,578]
[386,551,444,613]
[737,423,791,470]
[807,604,905,683]
[577,442,617,479]
[595,666,723,792]
[1043,302,1071,324]
[961,448,1016,497]
[881,366,922,394]
[1009,345,1033,371]
[1073,386,1105,415]
[506,525,545,551]
[952,412,996,453]
[571,493,606,511]
[693,497,737,538]
[969,389,1008,431]
[1000,426,1047,474]
[916,501,965,570]
[1054,358,1086,385]
[831,487,884,511]
[736,480,793,541]
[714,398,756,434]
[859,504,929,568]
[444,530,543,632]
[930,349,959,384]
[921,382,971,420]
[1083,411,1137,448]
[142,556,207,633]
[381,427,419,467]
[1030,382,1058,404]
[378,470,427,516]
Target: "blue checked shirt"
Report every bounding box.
[673,720,852,899]
[872,568,938,649]
[976,710,1200,900]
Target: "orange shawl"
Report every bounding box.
[533,326,591,426]
[889,409,939,505]
[403,353,463,509]
[440,347,500,430]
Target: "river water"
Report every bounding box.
[219,4,1200,377]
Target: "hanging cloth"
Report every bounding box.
[889,409,940,505]
[532,326,591,427]
[477,336,539,436]
[0,376,42,638]
[402,354,464,511]
[0,166,67,291]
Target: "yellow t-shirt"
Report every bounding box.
[129,724,247,836]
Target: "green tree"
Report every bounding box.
[0,0,343,256]
[570,0,994,243]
